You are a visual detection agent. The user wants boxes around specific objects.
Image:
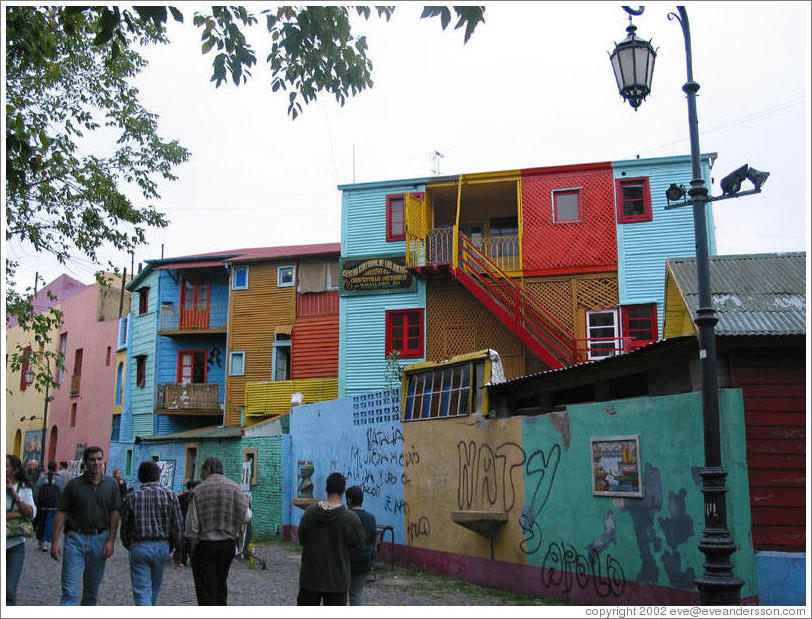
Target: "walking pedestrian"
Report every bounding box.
[177,479,199,567]
[346,485,377,605]
[6,455,37,606]
[34,460,64,551]
[120,461,184,605]
[50,445,122,605]
[185,456,250,605]
[57,460,74,486]
[296,472,365,606]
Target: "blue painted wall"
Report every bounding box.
[756,551,806,605]
[612,154,716,334]
[288,389,405,544]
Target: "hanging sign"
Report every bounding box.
[341,256,412,292]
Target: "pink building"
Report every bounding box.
[46,276,128,467]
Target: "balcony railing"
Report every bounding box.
[159,302,228,332]
[156,383,220,411]
[574,337,638,362]
[410,226,521,272]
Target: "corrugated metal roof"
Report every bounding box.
[667,252,806,336]
[137,425,243,442]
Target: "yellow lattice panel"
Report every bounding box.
[245,378,338,417]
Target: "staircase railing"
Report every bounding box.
[455,232,575,368]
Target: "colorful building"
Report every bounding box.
[337,154,715,396]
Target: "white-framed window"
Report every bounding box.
[586,309,620,360]
[231,265,249,290]
[326,260,339,291]
[277,265,295,287]
[552,188,582,223]
[229,351,246,376]
[272,334,291,381]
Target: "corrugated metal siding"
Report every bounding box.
[154,414,220,437]
[341,183,425,258]
[245,378,338,416]
[667,252,806,336]
[227,262,297,424]
[339,285,426,396]
[291,315,339,379]
[128,271,159,436]
[613,156,714,332]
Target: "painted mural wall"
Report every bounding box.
[288,387,757,605]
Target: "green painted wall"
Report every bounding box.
[521,389,756,599]
[198,435,285,541]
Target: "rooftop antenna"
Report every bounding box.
[431,150,444,175]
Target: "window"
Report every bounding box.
[403,359,487,421]
[135,355,147,387]
[229,351,245,376]
[553,189,582,223]
[125,449,133,476]
[70,402,77,427]
[118,316,128,348]
[326,260,339,291]
[616,177,652,223]
[106,346,111,366]
[277,265,295,287]
[58,333,68,381]
[115,362,124,406]
[184,445,198,482]
[243,448,259,486]
[385,309,424,359]
[71,348,83,395]
[138,287,149,315]
[272,335,291,381]
[177,350,207,384]
[586,310,620,360]
[19,346,32,391]
[622,304,658,350]
[231,265,249,290]
[386,194,406,241]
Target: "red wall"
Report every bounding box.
[521,164,617,273]
[730,348,806,551]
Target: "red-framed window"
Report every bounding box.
[622,303,658,349]
[552,188,582,223]
[386,194,406,241]
[385,309,424,359]
[19,346,32,391]
[138,287,149,315]
[616,177,652,223]
[135,355,147,388]
[177,350,207,384]
[181,275,210,311]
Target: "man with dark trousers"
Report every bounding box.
[297,472,365,606]
[184,455,249,605]
[50,446,121,605]
[346,485,378,605]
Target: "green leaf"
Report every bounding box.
[168,7,184,23]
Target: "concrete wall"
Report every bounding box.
[287,387,757,605]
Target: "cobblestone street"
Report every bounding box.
[12,537,542,607]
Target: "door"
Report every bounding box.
[180,275,211,329]
[178,351,207,384]
[586,309,620,360]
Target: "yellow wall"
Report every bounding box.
[225,262,296,425]
[662,268,697,338]
[245,378,338,418]
[402,414,528,565]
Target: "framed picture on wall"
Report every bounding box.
[590,435,643,498]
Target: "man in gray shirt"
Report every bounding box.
[50,446,122,605]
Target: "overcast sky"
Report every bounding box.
[6,1,811,292]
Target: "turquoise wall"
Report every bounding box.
[521,389,756,600]
[128,270,159,438]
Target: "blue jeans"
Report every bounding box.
[60,530,109,605]
[349,570,369,605]
[129,540,170,605]
[5,542,26,605]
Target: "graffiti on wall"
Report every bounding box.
[345,425,406,514]
[541,540,626,598]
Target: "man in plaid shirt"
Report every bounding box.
[120,460,184,605]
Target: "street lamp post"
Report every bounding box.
[610,6,746,605]
[25,364,53,467]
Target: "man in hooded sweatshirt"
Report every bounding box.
[296,472,365,605]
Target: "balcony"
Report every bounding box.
[70,373,81,396]
[156,383,221,413]
[159,302,228,334]
[245,378,338,419]
[409,226,521,272]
